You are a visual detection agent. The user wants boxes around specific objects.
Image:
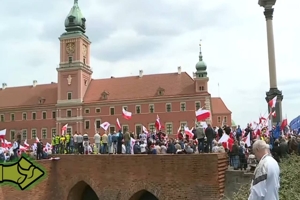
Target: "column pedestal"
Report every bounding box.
[265,88,283,124]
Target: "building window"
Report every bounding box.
[136,105,141,114]
[10,130,15,140]
[217,116,221,123]
[67,110,72,117]
[166,103,172,112]
[180,122,187,132]
[135,125,142,135]
[85,120,90,129]
[165,123,173,135]
[195,101,201,110]
[149,104,154,113]
[148,123,155,132]
[199,86,204,91]
[51,128,56,136]
[69,56,73,63]
[52,111,56,119]
[83,58,86,65]
[10,113,15,121]
[95,108,101,113]
[32,112,36,120]
[224,116,227,123]
[109,126,115,133]
[42,111,47,119]
[180,102,186,111]
[22,113,27,120]
[41,129,47,139]
[122,125,129,133]
[95,120,101,129]
[110,107,115,115]
[123,106,128,111]
[0,114,4,122]
[67,92,72,100]
[85,109,90,114]
[31,129,37,139]
[22,129,27,140]
[67,127,72,134]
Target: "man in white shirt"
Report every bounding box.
[248,140,280,200]
[94,132,101,154]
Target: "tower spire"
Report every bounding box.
[74,0,78,5]
[199,39,203,61]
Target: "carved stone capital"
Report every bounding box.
[264,8,274,20]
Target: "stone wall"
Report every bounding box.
[1,154,228,200]
[224,170,253,199]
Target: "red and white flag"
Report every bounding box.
[100,122,110,131]
[268,96,277,108]
[272,111,276,118]
[61,124,68,135]
[116,118,121,130]
[155,115,162,130]
[142,126,148,133]
[184,126,194,138]
[195,108,210,122]
[122,108,132,120]
[24,139,30,147]
[0,129,6,139]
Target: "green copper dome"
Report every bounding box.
[195,59,207,71]
[64,0,86,33]
[195,42,208,78]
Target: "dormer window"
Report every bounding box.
[68,16,75,24]
[81,18,86,28]
[38,97,46,104]
[101,91,109,100]
[156,87,165,96]
[199,86,205,91]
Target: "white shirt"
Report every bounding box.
[248,154,280,200]
[140,144,147,153]
[122,144,126,154]
[94,133,101,143]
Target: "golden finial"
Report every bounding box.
[199,39,202,47]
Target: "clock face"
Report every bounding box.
[82,45,87,56]
[66,43,75,54]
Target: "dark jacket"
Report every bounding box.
[205,127,214,142]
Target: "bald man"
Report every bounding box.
[248,140,280,200]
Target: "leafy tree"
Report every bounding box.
[232,155,300,200]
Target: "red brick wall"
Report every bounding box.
[1,154,228,200]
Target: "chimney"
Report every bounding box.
[193,72,196,78]
[177,66,181,74]
[33,80,37,87]
[2,83,7,90]
[139,70,143,78]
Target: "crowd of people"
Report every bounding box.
[0,121,293,166]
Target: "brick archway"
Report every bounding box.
[121,182,163,200]
[67,181,99,200]
[129,190,159,200]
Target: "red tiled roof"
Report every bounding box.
[84,72,199,102]
[211,97,231,114]
[0,83,57,109]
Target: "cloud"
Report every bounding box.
[0,0,299,127]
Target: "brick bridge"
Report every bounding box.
[1,154,228,200]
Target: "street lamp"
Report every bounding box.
[258,0,283,123]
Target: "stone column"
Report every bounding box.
[263,7,283,123]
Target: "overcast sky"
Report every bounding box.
[0,0,299,127]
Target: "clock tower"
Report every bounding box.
[57,0,92,104]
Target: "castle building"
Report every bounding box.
[0,0,231,143]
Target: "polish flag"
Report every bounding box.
[195,108,210,122]
[155,115,162,130]
[272,111,276,118]
[36,137,40,143]
[280,119,288,131]
[20,145,27,151]
[116,118,121,130]
[243,133,251,147]
[142,126,148,134]
[184,126,194,138]
[24,139,30,147]
[0,129,6,139]
[268,96,277,108]
[2,139,11,148]
[61,124,68,135]
[122,108,132,120]
[259,115,267,125]
[100,122,110,131]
